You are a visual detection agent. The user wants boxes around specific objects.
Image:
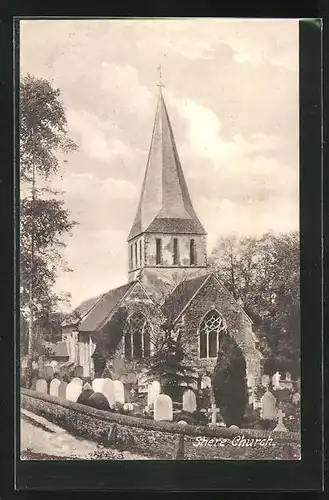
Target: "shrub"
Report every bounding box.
[211,332,248,427]
[173,410,208,426]
[77,389,94,406]
[86,392,110,411]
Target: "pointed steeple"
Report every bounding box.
[128,90,206,241]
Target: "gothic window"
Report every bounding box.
[156,238,162,265]
[134,242,138,267]
[199,310,226,358]
[190,239,197,265]
[124,312,152,359]
[139,240,142,266]
[173,238,179,265]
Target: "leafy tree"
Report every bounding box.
[20,74,78,382]
[146,323,198,401]
[211,332,248,427]
[209,232,300,376]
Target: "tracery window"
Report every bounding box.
[124,312,152,359]
[199,310,226,358]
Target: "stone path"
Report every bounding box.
[20,409,155,460]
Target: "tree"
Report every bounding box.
[146,323,198,401]
[209,232,300,376]
[211,332,248,427]
[20,74,78,383]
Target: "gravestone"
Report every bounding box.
[147,381,161,406]
[201,375,211,389]
[92,378,115,406]
[261,374,270,388]
[74,365,84,378]
[32,361,38,370]
[49,378,61,397]
[58,381,68,399]
[273,409,287,432]
[182,389,197,413]
[292,392,301,405]
[45,365,54,380]
[70,377,83,387]
[66,379,82,402]
[260,390,277,421]
[207,404,219,427]
[50,360,58,369]
[59,364,69,377]
[285,372,292,382]
[154,394,173,421]
[272,371,281,390]
[113,380,125,404]
[247,374,255,405]
[36,379,47,394]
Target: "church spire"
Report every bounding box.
[128,88,206,241]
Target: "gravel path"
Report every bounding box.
[20,409,156,460]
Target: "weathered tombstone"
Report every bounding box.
[247,374,255,405]
[59,364,69,378]
[36,379,47,394]
[207,404,220,427]
[272,371,281,390]
[66,379,82,402]
[261,374,270,388]
[182,389,197,413]
[147,380,161,406]
[229,425,239,431]
[92,378,115,406]
[260,390,277,421]
[113,380,125,404]
[58,381,68,399]
[201,375,211,389]
[154,394,173,421]
[273,409,287,432]
[49,378,61,397]
[285,372,292,382]
[292,392,301,405]
[74,365,84,378]
[70,377,83,387]
[45,365,54,380]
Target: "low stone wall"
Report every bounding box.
[21,389,301,460]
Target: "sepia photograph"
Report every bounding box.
[19,18,301,461]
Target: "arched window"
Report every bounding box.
[139,240,143,266]
[134,242,138,267]
[130,244,133,269]
[124,312,152,359]
[173,237,179,265]
[190,239,197,265]
[199,310,226,358]
[156,238,162,265]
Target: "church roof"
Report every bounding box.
[128,90,206,240]
[79,282,134,332]
[161,273,210,324]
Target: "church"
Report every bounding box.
[61,88,263,391]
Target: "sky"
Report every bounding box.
[20,18,299,310]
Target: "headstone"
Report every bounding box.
[92,378,115,406]
[285,372,292,382]
[50,360,58,369]
[292,392,301,405]
[178,420,188,425]
[273,409,287,432]
[59,364,69,377]
[154,394,173,421]
[229,425,239,431]
[36,379,47,394]
[74,365,84,378]
[207,404,219,427]
[247,374,255,404]
[113,380,125,404]
[32,361,38,370]
[182,389,197,413]
[58,381,68,399]
[272,371,281,390]
[261,374,270,388]
[66,379,82,402]
[49,378,61,397]
[45,365,54,380]
[38,356,45,374]
[147,381,161,406]
[260,390,277,420]
[70,377,83,387]
[201,375,211,389]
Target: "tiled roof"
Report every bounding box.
[161,273,210,324]
[79,282,134,332]
[61,294,103,327]
[145,217,206,235]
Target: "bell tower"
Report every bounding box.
[127,87,208,284]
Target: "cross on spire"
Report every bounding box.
[157,64,164,89]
